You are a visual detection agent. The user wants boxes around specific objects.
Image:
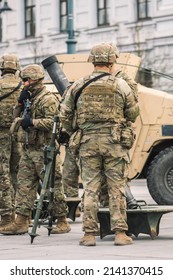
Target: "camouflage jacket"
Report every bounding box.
[17,85,60,146]
[0,73,22,128]
[114,70,138,99]
[60,70,139,135]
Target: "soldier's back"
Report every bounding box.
[0,74,22,129]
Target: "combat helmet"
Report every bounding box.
[88,42,120,64]
[21,64,45,80]
[0,53,20,71]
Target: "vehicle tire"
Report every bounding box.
[147,146,173,205]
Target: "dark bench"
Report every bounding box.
[97,204,173,239]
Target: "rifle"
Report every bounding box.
[29,115,59,244]
[23,99,31,145]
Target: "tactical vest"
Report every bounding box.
[76,76,124,125]
[17,89,58,146]
[0,76,22,128]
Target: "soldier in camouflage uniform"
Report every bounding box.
[59,93,81,217]
[62,61,138,211]
[60,42,139,246]
[99,67,138,207]
[0,54,22,228]
[0,64,70,235]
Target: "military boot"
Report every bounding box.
[51,216,71,234]
[114,230,133,245]
[0,214,14,229]
[0,214,29,235]
[79,233,96,246]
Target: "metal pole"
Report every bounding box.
[66,0,77,54]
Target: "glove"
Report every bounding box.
[58,129,70,145]
[21,115,33,130]
[18,89,30,104]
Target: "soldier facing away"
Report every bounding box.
[0,64,70,235]
[60,42,139,246]
[0,53,22,228]
[61,60,139,210]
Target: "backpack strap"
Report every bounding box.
[0,81,22,101]
[74,72,110,109]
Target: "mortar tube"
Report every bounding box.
[42,55,70,96]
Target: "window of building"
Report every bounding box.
[60,0,68,32]
[25,0,36,38]
[137,0,151,20]
[97,0,109,26]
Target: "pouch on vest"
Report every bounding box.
[69,129,83,154]
[121,127,136,149]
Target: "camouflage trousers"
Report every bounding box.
[10,137,21,195]
[79,134,130,233]
[0,131,14,216]
[62,147,113,205]
[15,146,68,218]
[62,146,79,197]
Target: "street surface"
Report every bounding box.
[0,179,173,260]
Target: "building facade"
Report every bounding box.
[0,0,173,92]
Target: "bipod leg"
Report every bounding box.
[29,162,52,244]
[46,199,54,236]
[46,152,56,236]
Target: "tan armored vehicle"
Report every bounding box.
[43,53,173,205]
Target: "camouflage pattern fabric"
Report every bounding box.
[14,84,68,218]
[62,146,79,198]
[88,42,119,64]
[116,71,137,95]
[80,136,129,232]
[0,133,14,216]
[60,72,139,133]
[60,70,139,233]
[0,73,22,217]
[61,70,138,205]
[99,69,138,205]
[60,87,80,199]
[15,147,67,217]
[0,74,22,127]
[10,137,22,194]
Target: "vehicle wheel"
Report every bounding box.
[147,146,173,205]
